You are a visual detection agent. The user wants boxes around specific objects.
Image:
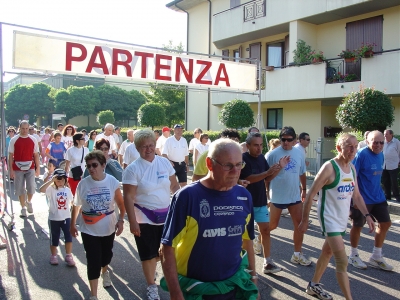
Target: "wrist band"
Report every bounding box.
[364,213,371,218]
[251,275,258,280]
[118,219,124,223]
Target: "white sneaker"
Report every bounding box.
[26,201,33,214]
[291,252,311,266]
[281,208,289,216]
[147,284,160,300]
[263,260,282,274]
[368,256,394,271]
[101,270,112,287]
[348,254,367,269]
[20,207,27,217]
[253,235,262,255]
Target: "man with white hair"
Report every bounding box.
[96,123,117,158]
[160,139,258,299]
[119,129,134,166]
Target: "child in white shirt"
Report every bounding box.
[39,169,75,266]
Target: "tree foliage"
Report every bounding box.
[97,110,115,126]
[336,86,394,132]
[5,82,54,124]
[142,83,185,127]
[218,99,255,129]
[293,39,312,65]
[137,103,166,129]
[95,85,146,122]
[54,85,99,123]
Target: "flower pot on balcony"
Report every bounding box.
[265,66,274,71]
[345,57,355,63]
[363,50,374,58]
[312,58,323,64]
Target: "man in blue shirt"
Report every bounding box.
[349,130,393,271]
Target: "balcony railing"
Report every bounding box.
[244,0,266,22]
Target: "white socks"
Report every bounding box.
[350,247,359,257]
[372,246,382,259]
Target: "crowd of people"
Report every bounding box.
[3,121,397,300]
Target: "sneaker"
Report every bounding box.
[65,254,76,267]
[281,208,289,216]
[306,282,333,300]
[101,270,112,287]
[50,255,58,265]
[367,256,394,271]
[26,201,33,214]
[263,260,282,274]
[147,284,160,300]
[253,235,262,255]
[291,253,312,266]
[254,222,259,232]
[20,207,27,218]
[89,296,98,300]
[348,254,367,269]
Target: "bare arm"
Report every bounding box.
[300,173,307,201]
[159,245,184,300]
[114,188,125,236]
[155,148,162,156]
[169,175,180,194]
[70,205,81,237]
[65,160,70,174]
[34,152,40,177]
[123,184,141,236]
[39,177,55,193]
[8,152,14,179]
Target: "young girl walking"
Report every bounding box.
[40,169,75,266]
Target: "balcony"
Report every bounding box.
[211,49,400,105]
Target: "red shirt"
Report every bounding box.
[8,135,38,171]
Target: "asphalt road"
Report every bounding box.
[0,174,399,300]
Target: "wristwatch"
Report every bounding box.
[364,213,371,218]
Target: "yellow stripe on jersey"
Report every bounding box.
[173,216,199,276]
[242,213,252,240]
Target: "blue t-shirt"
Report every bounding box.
[161,181,255,282]
[352,147,385,204]
[49,142,66,160]
[266,146,306,204]
[240,152,269,207]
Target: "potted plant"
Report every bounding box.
[265,66,274,71]
[339,49,356,62]
[309,51,325,64]
[344,73,358,82]
[357,43,376,58]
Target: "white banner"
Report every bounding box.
[13,31,257,91]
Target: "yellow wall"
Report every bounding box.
[186,91,210,130]
[188,2,209,53]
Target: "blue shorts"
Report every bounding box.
[49,218,72,246]
[253,206,269,223]
[272,201,302,210]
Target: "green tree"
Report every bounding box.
[336,86,394,132]
[218,99,255,129]
[95,85,146,122]
[97,110,115,126]
[137,103,166,129]
[142,83,185,127]
[54,85,99,123]
[293,39,312,65]
[5,82,54,124]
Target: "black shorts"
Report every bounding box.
[172,161,187,183]
[350,201,391,227]
[134,223,164,261]
[272,201,302,210]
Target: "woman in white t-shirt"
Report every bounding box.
[39,169,75,266]
[194,133,210,167]
[122,129,180,300]
[71,150,125,300]
[65,133,89,195]
[61,124,75,150]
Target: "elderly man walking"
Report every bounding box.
[160,139,258,299]
[8,121,40,217]
[96,123,117,158]
[382,129,400,202]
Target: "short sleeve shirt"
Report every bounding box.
[266,146,306,204]
[65,147,89,178]
[161,182,254,282]
[123,143,140,166]
[193,150,209,176]
[122,156,175,224]
[95,133,117,153]
[162,136,188,162]
[46,185,74,221]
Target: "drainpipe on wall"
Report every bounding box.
[207,0,212,131]
[175,2,189,130]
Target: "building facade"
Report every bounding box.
[167,0,400,140]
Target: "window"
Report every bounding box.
[267,42,284,67]
[233,50,240,62]
[267,108,283,129]
[230,0,240,8]
[222,49,229,61]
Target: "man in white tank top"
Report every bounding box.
[299,133,374,300]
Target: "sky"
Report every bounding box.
[0,0,187,81]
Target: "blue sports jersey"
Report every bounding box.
[352,147,385,204]
[161,181,255,282]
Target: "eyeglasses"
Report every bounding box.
[372,141,384,145]
[304,139,311,141]
[281,138,294,142]
[79,138,85,141]
[211,158,245,171]
[99,147,109,151]
[86,162,99,169]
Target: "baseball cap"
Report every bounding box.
[53,169,67,178]
[162,126,171,132]
[174,124,183,129]
[81,129,87,132]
